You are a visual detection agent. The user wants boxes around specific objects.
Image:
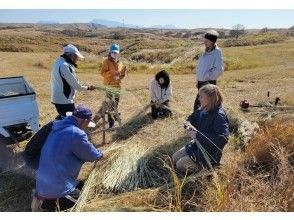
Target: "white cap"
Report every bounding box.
[63,44,84,59]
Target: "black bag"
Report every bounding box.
[23,121,54,169]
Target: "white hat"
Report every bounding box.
[63,44,84,59]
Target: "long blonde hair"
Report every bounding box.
[199,84,223,112]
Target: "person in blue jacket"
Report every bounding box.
[32,104,103,211]
[172,84,229,173]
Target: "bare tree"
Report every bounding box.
[229,24,245,39]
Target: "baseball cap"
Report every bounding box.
[63,44,85,59]
[109,44,120,54]
[67,104,96,128]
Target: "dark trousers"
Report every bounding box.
[54,103,75,119]
[193,80,216,112]
[41,181,84,212]
[151,100,171,119]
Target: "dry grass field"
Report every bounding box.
[0,26,293,212]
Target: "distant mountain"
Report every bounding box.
[149,24,178,29]
[37,21,59,25]
[90,19,178,29]
[91,19,141,28]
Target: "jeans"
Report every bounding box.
[40,181,84,212]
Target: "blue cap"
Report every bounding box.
[72,104,93,120]
[110,44,120,54]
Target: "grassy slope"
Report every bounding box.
[0,29,293,211]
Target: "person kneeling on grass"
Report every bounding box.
[149,70,172,119]
[172,84,229,173]
[31,105,103,212]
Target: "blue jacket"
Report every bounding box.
[36,116,103,198]
[186,106,229,168]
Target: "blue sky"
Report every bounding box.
[0,9,293,29]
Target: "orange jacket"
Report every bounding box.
[100,57,126,87]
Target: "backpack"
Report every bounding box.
[23,121,54,169]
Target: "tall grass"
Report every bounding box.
[244,117,294,169]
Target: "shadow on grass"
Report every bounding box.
[0,171,34,211]
[112,112,155,141]
[0,143,35,211]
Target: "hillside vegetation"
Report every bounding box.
[0,26,293,212]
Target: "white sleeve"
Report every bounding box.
[163,84,172,101]
[59,64,88,91]
[207,50,224,80]
[149,80,157,102]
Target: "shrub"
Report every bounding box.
[244,118,294,169]
[130,50,177,64]
[223,56,259,71]
[222,32,288,47]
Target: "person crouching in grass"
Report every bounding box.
[172,84,229,173]
[149,70,172,119]
[31,105,104,212]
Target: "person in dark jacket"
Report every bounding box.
[149,70,172,119]
[23,120,54,170]
[172,84,229,173]
[31,105,103,212]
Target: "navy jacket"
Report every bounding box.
[36,116,103,199]
[186,106,229,168]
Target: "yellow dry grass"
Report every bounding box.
[0,28,293,212]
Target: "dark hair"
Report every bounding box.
[155,70,170,88]
[61,53,77,67]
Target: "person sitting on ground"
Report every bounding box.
[31,105,103,212]
[51,44,95,118]
[149,70,172,119]
[172,84,229,173]
[96,43,126,128]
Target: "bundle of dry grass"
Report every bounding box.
[72,138,170,211]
